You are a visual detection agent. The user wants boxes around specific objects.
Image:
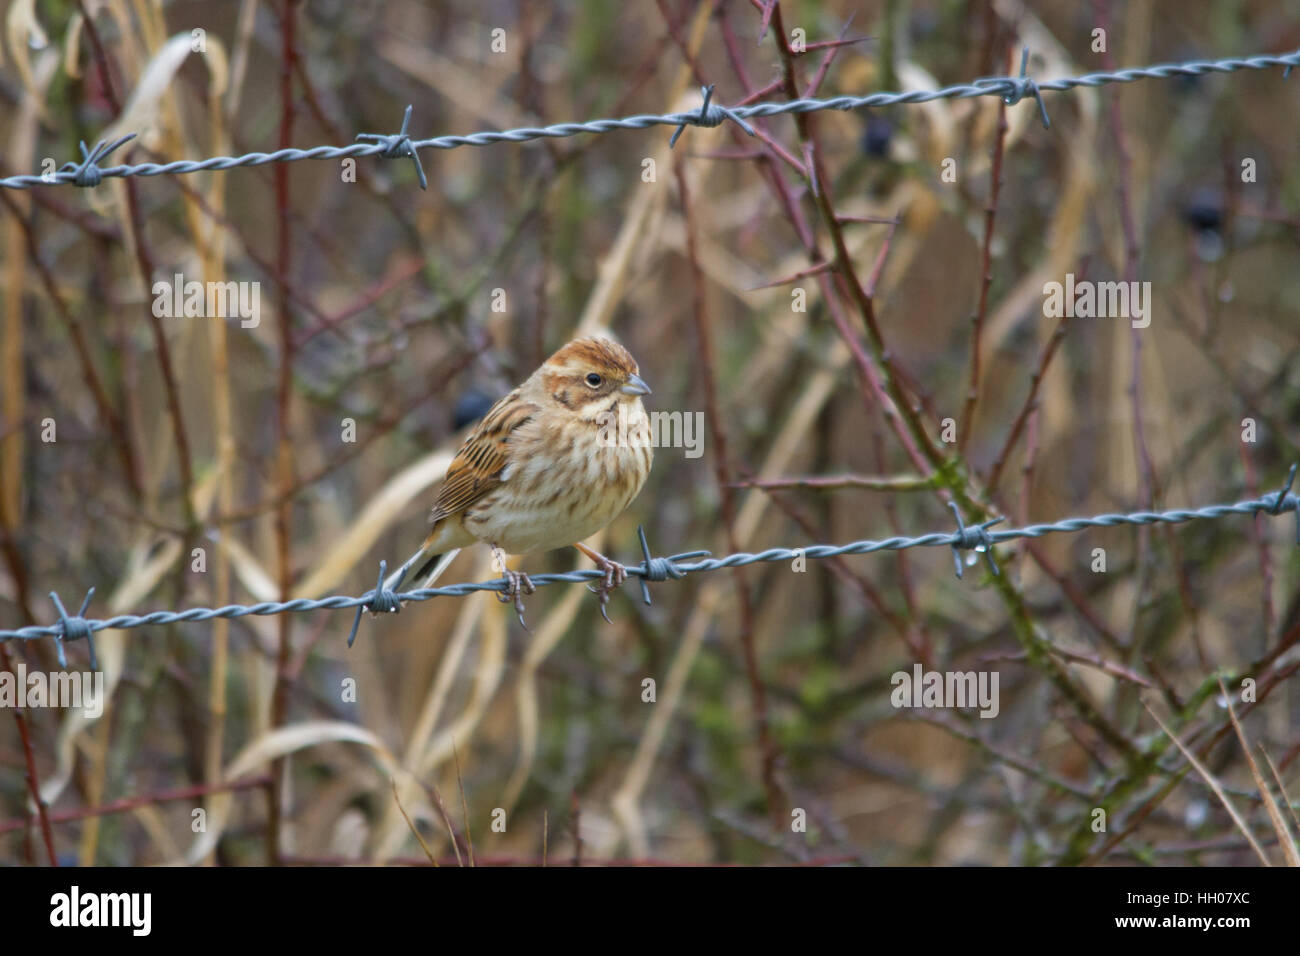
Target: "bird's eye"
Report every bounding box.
[585,373,603,388]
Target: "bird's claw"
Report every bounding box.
[586,557,628,624]
[496,567,535,630]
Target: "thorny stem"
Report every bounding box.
[78,0,200,629]
[0,192,141,498]
[734,473,936,492]
[0,775,272,836]
[0,642,56,863]
[269,0,300,866]
[676,160,786,824]
[1064,621,1300,863]
[763,2,1140,768]
[985,313,1071,493]
[958,54,1010,454]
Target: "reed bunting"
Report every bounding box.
[388,336,654,626]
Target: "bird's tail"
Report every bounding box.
[412,549,443,584]
[383,524,462,593]
[412,549,461,588]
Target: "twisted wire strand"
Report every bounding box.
[2,47,1296,190]
[2,477,1296,646]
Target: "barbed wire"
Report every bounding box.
[1,46,1297,191]
[3,42,1299,659]
[2,466,1296,668]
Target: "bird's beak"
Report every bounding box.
[621,373,651,396]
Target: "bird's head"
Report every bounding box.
[533,336,651,422]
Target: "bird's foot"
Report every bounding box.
[585,551,628,624]
[492,546,535,629]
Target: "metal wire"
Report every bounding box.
[1,47,1296,191]
[3,467,1296,666]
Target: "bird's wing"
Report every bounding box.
[430,389,538,522]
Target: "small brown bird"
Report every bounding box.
[387,336,654,625]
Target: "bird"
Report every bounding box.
[385,335,654,627]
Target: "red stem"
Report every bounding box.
[268,0,300,867]
[0,643,56,863]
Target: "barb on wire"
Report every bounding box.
[346,560,402,648]
[4,469,1297,657]
[355,105,428,190]
[948,503,1003,579]
[975,47,1051,128]
[58,134,138,187]
[635,524,710,605]
[49,588,98,670]
[1267,463,1300,541]
[669,85,757,147]
[2,47,1297,191]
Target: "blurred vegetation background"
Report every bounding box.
[1,0,1299,865]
